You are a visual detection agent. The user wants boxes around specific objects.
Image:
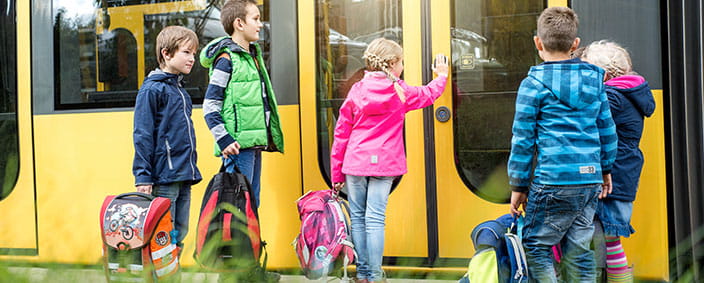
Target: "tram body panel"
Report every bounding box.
[24,106,302,267]
[0,0,672,280]
[0,0,37,254]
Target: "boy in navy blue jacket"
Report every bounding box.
[133,26,202,253]
[507,7,618,282]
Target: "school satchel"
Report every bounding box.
[193,165,267,279]
[458,214,528,283]
[293,189,355,280]
[100,192,180,282]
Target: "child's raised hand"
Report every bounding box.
[432,54,449,77]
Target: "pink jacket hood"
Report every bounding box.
[330,71,447,183]
[605,74,645,89]
[354,72,404,115]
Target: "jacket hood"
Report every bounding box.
[352,71,403,115]
[200,36,249,68]
[606,75,655,117]
[145,69,182,85]
[527,60,605,110]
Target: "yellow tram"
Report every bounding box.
[0,0,672,280]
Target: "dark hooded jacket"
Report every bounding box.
[605,75,656,201]
[132,69,202,186]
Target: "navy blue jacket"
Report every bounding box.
[133,69,202,186]
[605,75,655,201]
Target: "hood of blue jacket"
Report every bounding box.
[527,59,605,110]
[144,69,183,86]
[607,79,656,117]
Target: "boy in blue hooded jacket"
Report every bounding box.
[133,26,202,252]
[507,7,617,282]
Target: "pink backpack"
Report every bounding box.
[294,189,355,280]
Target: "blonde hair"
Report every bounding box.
[362,38,406,102]
[156,26,198,68]
[582,40,632,79]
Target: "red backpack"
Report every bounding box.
[294,189,355,280]
[194,166,266,280]
[100,192,179,282]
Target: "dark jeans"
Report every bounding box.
[522,183,601,283]
[152,182,191,247]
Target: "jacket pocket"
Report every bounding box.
[165,139,174,170]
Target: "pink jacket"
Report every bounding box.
[330,71,448,183]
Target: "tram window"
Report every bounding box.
[572,0,662,89]
[315,0,403,185]
[52,0,272,109]
[0,0,19,200]
[451,0,544,203]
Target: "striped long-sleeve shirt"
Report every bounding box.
[507,58,618,192]
[203,57,236,151]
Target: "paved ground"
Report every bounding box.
[4,267,458,282]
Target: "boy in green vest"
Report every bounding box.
[201,0,284,210]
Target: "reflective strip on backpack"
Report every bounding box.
[151,243,177,260]
[155,257,179,277]
[129,264,143,272]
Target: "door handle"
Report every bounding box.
[435,106,451,122]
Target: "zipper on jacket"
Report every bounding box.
[177,88,196,180]
[165,139,174,170]
[252,55,275,151]
[232,104,238,132]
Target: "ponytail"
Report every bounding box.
[362,38,406,103]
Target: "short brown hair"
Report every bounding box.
[220,0,258,36]
[537,7,579,52]
[156,26,198,67]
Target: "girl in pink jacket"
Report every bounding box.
[330,38,448,283]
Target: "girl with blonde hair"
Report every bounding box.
[330,38,448,283]
[582,40,656,282]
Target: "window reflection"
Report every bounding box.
[52,0,271,109]
[0,0,18,201]
[315,0,402,183]
[451,0,543,203]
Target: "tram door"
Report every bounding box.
[0,0,38,256]
[431,2,668,281]
[431,0,546,260]
[303,0,436,261]
[304,0,549,263]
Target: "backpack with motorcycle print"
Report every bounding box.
[100,192,179,282]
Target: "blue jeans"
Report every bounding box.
[152,182,191,248]
[522,183,600,283]
[223,148,262,208]
[346,175,394,282]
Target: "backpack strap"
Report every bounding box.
[516,215,525,241]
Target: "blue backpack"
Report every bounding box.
[459,214,529,283]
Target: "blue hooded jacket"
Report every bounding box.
[508,58,618,192]
[604,75,656,201]
[133,69,202,186]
